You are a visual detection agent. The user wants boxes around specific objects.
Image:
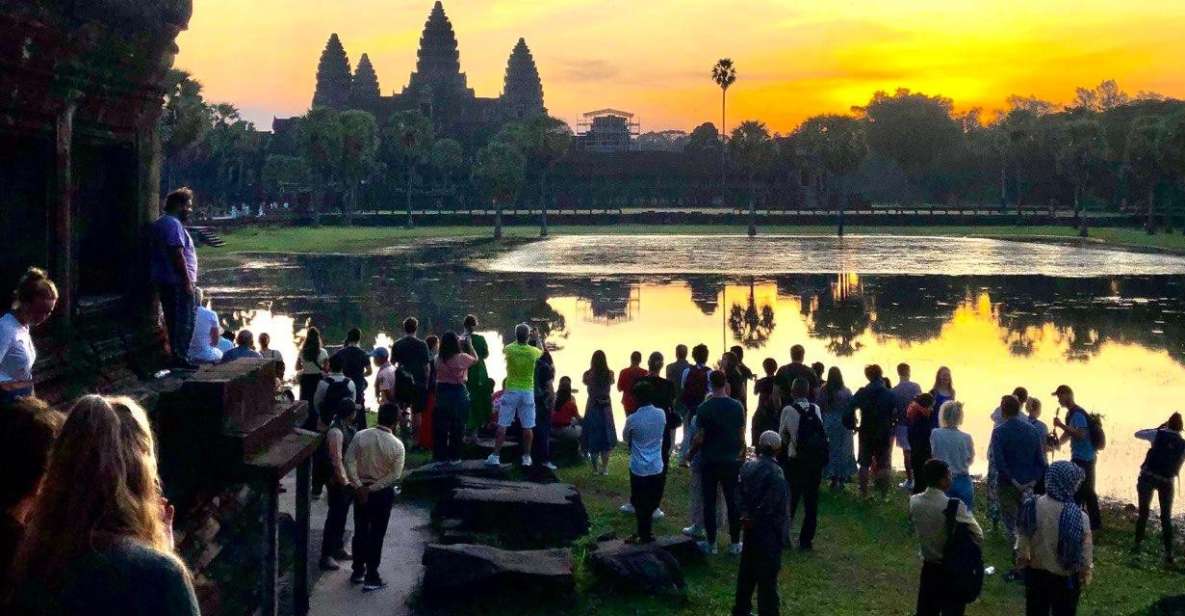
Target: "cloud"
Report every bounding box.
[553,58,619,82]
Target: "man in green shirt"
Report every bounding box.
[486,323,543,467]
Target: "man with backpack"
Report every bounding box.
[678,343,712,464]
[850,364,897,498]
[910,459,984,616]
[315,355,357,428]
[1052,385,1103,530]
[779,377,828,551]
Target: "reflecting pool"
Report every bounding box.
[203,235,1185,511]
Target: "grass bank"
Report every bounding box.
[406,448,1178,616]
[202,224,1185,256]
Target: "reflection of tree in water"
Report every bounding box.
[728,280,776,349]
[865,277,960,344]
[803,276,871,357]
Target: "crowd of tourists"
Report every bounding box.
[3,186,1185,615]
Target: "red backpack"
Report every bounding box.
[680,365,710,413]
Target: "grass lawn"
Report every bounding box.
[203,224,1185,256]
[404,448,1178,616]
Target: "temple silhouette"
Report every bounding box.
[302,1,546,142]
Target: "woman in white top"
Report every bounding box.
[296,327,330,430]
[1,268,58,403]
[929,401,975,509]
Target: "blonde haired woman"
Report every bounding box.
[929,400,976,509]
[9,395,199,615]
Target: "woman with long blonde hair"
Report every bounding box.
[9,395,199,615]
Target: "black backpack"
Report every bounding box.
[794,400,830,469]
[394,366,417,405]
[319,377,353,424]
[1068,407,1107,451]
[942,498,984,605]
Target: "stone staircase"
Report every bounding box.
[188,226,226,247]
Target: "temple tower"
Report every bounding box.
[350,53,382,110]
[404,1,474,100]
[312,33,352,110]
[501,38,546,119]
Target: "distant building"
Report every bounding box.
[576,109,640,153]
[292,1,546,145]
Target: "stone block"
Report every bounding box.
[421,543,574,605]
[432,477,589,548]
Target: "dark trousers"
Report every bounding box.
[702,460,742,545]
[299,374,322,431]
[533,398,552,463]
[786,458,822,548]
[1072,459,1102,530]
[630,472,666,541]
[351,486,395,580]
[433,384,469,462]
[733,532,781,616]
[1024,568,1080,616]
[321,482,352,559]
[1136,473,1175,557]
[157,283,195,364]
[916,561,967,616]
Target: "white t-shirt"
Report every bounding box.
[375,363,396,401]
[0,312,35,383]
[188,306,223,365]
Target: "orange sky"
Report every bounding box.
[174,0,1185,133]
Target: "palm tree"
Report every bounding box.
[712,58,737,209]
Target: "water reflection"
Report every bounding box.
[202,248,1185,511]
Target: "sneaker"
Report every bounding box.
[318,557,341,571]
[484,453,501,467]
[362,577,387,592]
[332,549,353,561]
[543,462,558,471]
[682,525,705,539]
[728,542,744,555]
[619,502,636,514]
[697,541,717,555]
[520,454,533,467]
[349,571,366,585]
[652,508,665,521]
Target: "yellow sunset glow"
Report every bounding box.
[175,0,1185,133]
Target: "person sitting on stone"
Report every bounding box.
[186,288,222,366]
[221,329,263,363]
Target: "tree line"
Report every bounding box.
[161,73,1185,234]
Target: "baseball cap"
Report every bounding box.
[371,347,389,360]
[1051,384,1073,396]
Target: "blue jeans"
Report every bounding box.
[157,283,195,364]
[947,474,973,510]
[433,383,469,462]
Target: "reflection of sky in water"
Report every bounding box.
[202,241,1185,512]
[483,235,1185,277]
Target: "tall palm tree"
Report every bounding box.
[712,58,737,210]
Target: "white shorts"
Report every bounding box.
[498,390,536,429]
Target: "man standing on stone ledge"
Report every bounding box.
[345,402,406,592]
[150,188,199,369]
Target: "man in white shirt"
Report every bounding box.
[778,377,826,550]
[345,402,405,592]
[623,384,667,543]
[372,347,396,405]
[910,459,984,616]
[186,289,222,366]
